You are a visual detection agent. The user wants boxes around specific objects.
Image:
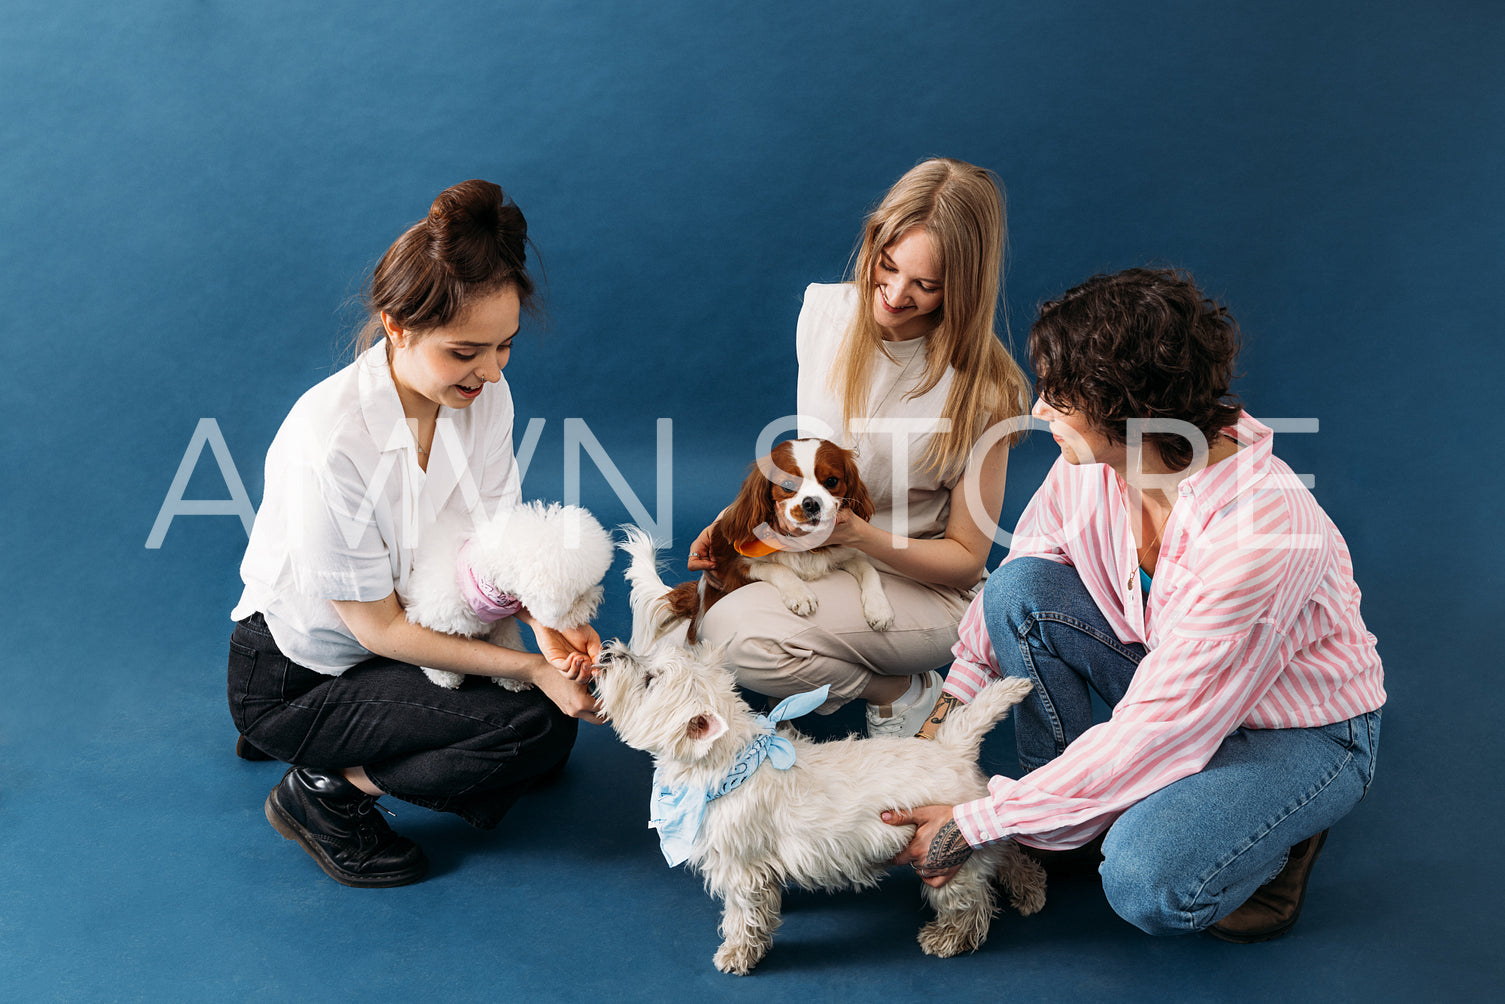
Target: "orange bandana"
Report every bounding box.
[734,537,782,558]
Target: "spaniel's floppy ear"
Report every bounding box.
[842,448,876,522]
[718,448,784,549]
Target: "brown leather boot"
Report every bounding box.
[1208,830,1328,943]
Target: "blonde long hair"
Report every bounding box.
[834,158,1030,479]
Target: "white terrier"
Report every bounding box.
[401,501,613,689]
[598,531,1046,975]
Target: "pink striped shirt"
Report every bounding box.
[947,413,1385,851]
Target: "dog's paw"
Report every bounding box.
[1001,851,1048,916]
[917,918,987,958]
[492,676,534,693]
[713,940,766,976]
[862,595,895,631]
[1011,881,1047,917]
[781,586,819,617]
[423,668,465,689]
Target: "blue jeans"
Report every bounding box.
[982,557,1382,935]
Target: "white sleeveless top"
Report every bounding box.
[795,282,962,546]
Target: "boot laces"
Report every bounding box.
[352,796,397,847]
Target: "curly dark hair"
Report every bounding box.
[1029,267,1243,471]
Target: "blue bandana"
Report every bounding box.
[648,685,830,866]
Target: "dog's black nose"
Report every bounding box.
[801,496,821,516]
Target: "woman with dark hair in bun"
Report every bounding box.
[887,267,1384,943]
[227,180,601,887]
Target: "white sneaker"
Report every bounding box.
[866,671,945,738]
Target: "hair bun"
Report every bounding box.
[359,178,537,351]
[425,179,528,283]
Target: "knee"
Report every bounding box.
[541,705,579,750]
[1099,831,1207,936]
[984,558,1064,625]
[698,594,801,678]
[535,714,579,772]
[981,559,1058,672]
[504,694,579,764]
[700,612,839,704]
[722,634,810,695]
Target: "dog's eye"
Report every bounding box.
[822,476,840,490]
[780,480,796,492]
[644,671,656,687]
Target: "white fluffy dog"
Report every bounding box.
[599,529,1046,975]
[401,501,613,689]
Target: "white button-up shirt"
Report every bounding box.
[232,341,521,674]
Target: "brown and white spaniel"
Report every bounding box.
[638,438,895,645]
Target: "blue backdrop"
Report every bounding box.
[2,1,1501,1000]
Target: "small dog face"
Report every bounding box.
[721,438,874,547]
[594,640,735,765]
[768,439,856,533]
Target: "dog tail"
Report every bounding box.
[931,677,1034,756]
[619,525,690,650]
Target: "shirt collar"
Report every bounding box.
[354,338,472,521]
[356,339,409,455]
[1175,411,1272,513]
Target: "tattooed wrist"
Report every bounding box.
[916,694,962,741]
[916,819,972,875]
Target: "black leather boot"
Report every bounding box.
[264,767,428,887]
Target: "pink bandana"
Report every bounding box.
[456,539,523,623]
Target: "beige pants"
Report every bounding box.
[697,570,974,713]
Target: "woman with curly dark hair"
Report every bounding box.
[886,267,1385,943]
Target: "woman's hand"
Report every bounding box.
[825,507,876,550]
[531,622,602,682]
[527,655,605,724]
[882,804,970,887]
[687,521,717,571]
[688,520,730,591]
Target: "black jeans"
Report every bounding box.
[227,613,577,828]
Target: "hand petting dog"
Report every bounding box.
[529,617,602,682]
[663,438,896,646]
[883,805,970,888]
[688,495,874,567]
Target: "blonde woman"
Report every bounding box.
[690,158,1031,737]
